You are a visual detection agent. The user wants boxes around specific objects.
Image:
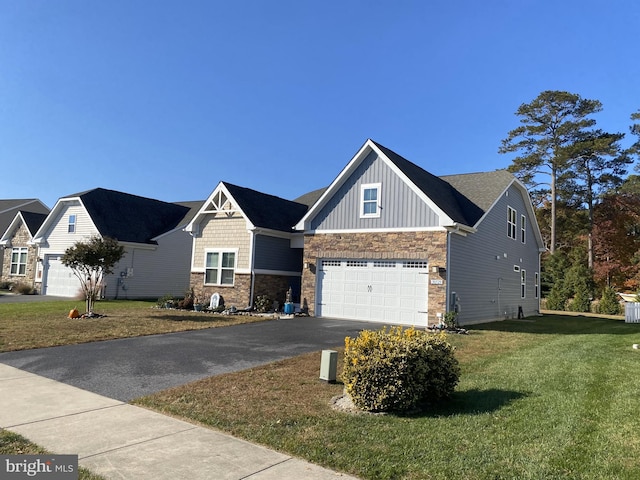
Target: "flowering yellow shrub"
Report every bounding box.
[342,326,460,412]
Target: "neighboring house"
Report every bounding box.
[0,211,49,291]
[186,181,314,309]
[32,188,201,299]
[0,199,50,281]
[295,139,545,326]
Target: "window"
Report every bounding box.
[346,260,367,267]
[535,272,539,299]
[521,215,526,243]
[68,215,76,233]
[10,247,28,275]
[322,260,341,267]
[360,183,381,218]
[521,270,526,299]
[205,250,236,285]
[374,261,396,268]
[507,207,516,239]
[322,260,342,267]
[403,261,429,269]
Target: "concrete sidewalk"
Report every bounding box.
[0,364,358,479]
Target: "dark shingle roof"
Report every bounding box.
[440,170,515,215]
[70,188,191,244]
[174,201,206,227]
[20,211,48,236]
[223,183,309,232]
[293,187,328,208]
[0,200,49,237]
[372,141,488,226]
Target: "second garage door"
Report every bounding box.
[316,259,429,326]
[42,256,83,297]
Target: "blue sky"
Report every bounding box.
[2,1,639,208]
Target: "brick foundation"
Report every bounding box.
[190,272,301,310]
[301,231,448,323]
[191,273,252,309]
[253,274,301,306]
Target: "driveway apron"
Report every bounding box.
[0,317,373,401]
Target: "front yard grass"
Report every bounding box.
[135,315,640,480]
[0,300,270,352]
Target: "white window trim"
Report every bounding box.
[521,269,526,299]
[204,248,238,286]
[507,206,516,240]
[360,183,382,219]
[68,214,76,233]
[10,247,28,276]
[521,214,526,244]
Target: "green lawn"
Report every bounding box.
[3,301,640,479]
[136,315,640,480]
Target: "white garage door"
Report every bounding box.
[316,259,429,326]
[43,256,82,297]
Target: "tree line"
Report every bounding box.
[499,90,640,314]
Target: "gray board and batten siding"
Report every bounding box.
[448,182,541,324]
[310,151,441,231]
[253,234,303,273]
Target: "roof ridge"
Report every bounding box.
[222,181,308,207]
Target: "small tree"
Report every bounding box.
[62,236,125,314]
[569,281,592,313]
[598,286,621,315]
[545,280,569,311]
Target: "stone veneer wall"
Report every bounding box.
[190,273,252,309]
[253,274,298,307]
[301,231,448,323]
[1,222,39,293]
[190,273,299,310]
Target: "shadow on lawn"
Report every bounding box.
[402,388,528,418]
[467,314,637,335]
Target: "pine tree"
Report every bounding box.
[499,90,602,253]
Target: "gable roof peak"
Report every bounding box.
[191,181,310,233]
[47,187,191,244]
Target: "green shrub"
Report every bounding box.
[598,286,621,315]
[443,311,458,328]
[569,282,592,313]
[156,294,175,308]
[342,326,460,412]
[545,283,569,311]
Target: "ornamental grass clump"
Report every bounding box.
[342,326,460,412]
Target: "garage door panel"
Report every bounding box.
[44,257,82,297]
[317,259,429,326]
[343,282,358,293]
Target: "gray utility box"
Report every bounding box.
[319,350,338,383]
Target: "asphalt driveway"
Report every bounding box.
[0,317,374,401]
[0,293,70,302]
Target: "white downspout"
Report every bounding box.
[249,230,256,308]
[446,230,452,314]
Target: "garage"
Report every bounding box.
[42,256,82,297]
[316,259,429,325]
